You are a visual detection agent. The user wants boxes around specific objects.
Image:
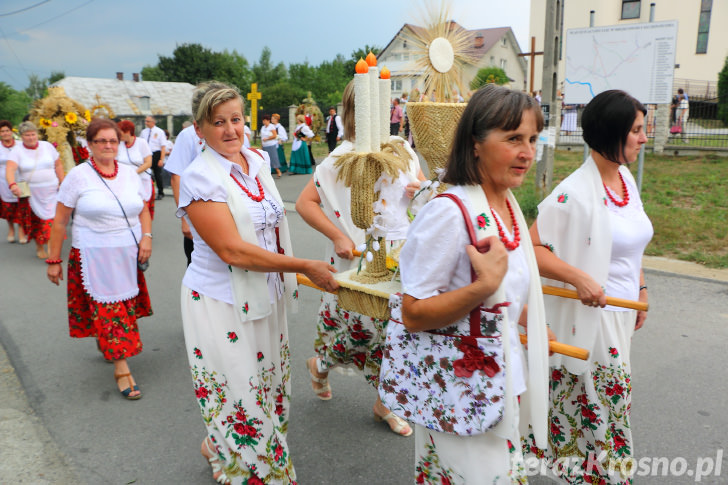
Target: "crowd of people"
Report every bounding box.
[0,80,653,484]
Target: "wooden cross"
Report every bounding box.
[247,83,262,131]
[518,37,544,95]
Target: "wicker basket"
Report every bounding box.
[406,102,467,174]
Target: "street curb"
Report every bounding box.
[642,255,728,285]
[0,340,83,484]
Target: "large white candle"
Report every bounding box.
[354,59,371,153]
[368,66,380,152]
[379,68,391,144]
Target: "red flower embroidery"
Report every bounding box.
[227,332,238,342]
[193,348,202,359]
[256,351,264,361]
[195,387,209,399]
[476,213,490,230]
[334,210,341,218]
[557,193,568,203]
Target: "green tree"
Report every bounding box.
[25,74,47,100]
[262,81,307,109]
[0,82,32,125]
[470,66,509,90]
[345,45,382,76]
[140,65,164,81]
[48,71,65,85]
[718,56,728,126]
[251,46,287,89]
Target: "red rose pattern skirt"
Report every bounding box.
[313,292,387,388]
[67,247,152,361]
[0,200,20,223]
[16,198,52,244]
[523,310,636,485]
[181,286,297,485]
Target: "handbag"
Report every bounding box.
[670,125,682,134]
[378,192,506,436]
[16,180,31,198]
[90,163,149,271]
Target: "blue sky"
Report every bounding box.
[0,0,531,91]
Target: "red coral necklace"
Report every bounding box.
[230,173,265,202]
[490,199,520,251]
[90,157,118,179]
[604,171,629,207]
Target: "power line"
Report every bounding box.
[18,0,94,33]
[0,0,52,18]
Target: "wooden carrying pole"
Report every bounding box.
[348,250,648,312]
[296,274,590,361]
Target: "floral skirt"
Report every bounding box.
[16,198,52,244]
[276,145,288,172]
[414,406,527,485]
[523,310,636,485]
[313,292,387,388]
[0,200,20,224]
[67,247,152,361]
[181,286,297,485]
[288,145,312,174]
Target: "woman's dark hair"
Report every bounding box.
[117,120,136,135]
[86,118,121,142]
[0,120,12,131]
[581,90,646,163]
[261,114,271,122]
[443,84,544,185]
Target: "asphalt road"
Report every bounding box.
[1,170,727,484]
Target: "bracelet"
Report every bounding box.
[639,285,648,291]
[45,258,62,265]
[142,233,153,239]
[8,182,17,188]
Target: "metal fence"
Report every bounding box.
[557,97,728,149]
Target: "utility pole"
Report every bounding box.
[537,0,560,198]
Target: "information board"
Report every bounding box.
[564,21,678,104]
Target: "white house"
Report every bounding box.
[51,74,195,135]
[378,23,528,99]
[529,0,728,98]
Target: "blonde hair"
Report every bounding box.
[194,82,244,126]
[342,80,355,142]
[296,114,306,124]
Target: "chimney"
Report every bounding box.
[474,33,484,48]
[133,73,140,82]
[116,72,123,81]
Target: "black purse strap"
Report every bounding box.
[435,192,485,338]
[88,162,140,248]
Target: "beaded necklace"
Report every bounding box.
[603,171,629,207]
[230,173,265,202]
[90,157,119,179]
[490,199,520,251]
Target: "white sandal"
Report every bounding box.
[374,411,413,437]
[306,357,332,400]
[201,438,231,484]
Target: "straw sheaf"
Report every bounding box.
[406,101,466,172]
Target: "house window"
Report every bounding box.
[500,59,507,70]
[696,0,712,54]
[621,0,640,19]
[501,37,507,47]
[392,80,402,91]
[402,53,409,61]
[490,56,495,66]
[134,96,150,111]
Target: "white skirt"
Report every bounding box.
[181,285,297,485]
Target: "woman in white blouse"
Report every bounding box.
[527,90,651,484]
[381,85,551,483]
[46,118,153,401]
[288,114,314,175]
[177,82,337,485]
[6,121,64,258]
[260,114,282,178]
[271,113,288,173]
[0,120,21,242]
[117,120,155,218]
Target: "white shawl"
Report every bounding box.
[202,148,298,322]
[461,185,550,449]
[536,156,637,375]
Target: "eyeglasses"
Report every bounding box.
[92,139,119,145]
